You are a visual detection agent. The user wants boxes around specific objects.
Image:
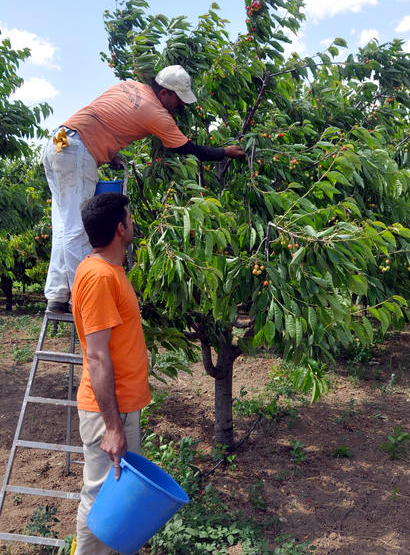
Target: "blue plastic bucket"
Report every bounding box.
[94,180,123,195]
[87,451,189,555]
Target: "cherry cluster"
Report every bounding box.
[246,1,262,16]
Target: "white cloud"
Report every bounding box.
[403,38,410,51]
[0,23,60,69]
[395,15,410,33]
[359,29,380,45]
[12,77,59,103]
[304,0,378,19]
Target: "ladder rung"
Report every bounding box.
[16,440,83,454]
[26,396,77,407]
[5,484,81,500]
[35,351,82,364]
[45,311,74,323]
[0,533,65,547]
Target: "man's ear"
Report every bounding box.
[117,221,126,238]
[157,89,168,103]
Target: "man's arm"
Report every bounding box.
[171,141,245,161]
[86,328,127,479]
[109,154,126,170]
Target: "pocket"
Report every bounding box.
[79,411,106,447]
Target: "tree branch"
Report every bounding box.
[396,133,410,149]
[218,70,271,195]
[184,331,202,340]
[238,70,271,139]
[201,339,218,378]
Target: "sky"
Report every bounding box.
[2,0,410,140]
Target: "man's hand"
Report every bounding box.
[109,154,126,170]
[224,145,245,158]
[101,426,128,480]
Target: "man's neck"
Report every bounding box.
[90,247,124,266]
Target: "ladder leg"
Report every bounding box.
[0,313,49,512]
[65,322,76,476]
[0,310,83,549]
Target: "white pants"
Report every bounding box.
[42,129,98,302]
[76,410,141,555]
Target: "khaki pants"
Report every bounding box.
[75,410,141,555]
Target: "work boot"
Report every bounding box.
[46,301,71,314]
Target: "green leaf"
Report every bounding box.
[183,209,190,242]
[250,227,257,250]
[285,313,296,339]
[273,303,283,332]
[392,295,407,306]
[369,307,381,321]
[348,275,368,296]
[289,246,306,267]
[307,307,317,332]
[295,318,303,347]
[253,328,265,347]
[264,320,276,343]
[205,232,214,258]
[333,37,348,48]
[362,316,374,344]
[379,307,391,335]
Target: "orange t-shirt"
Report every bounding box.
[72,256,150,413]
[63,81,188,166]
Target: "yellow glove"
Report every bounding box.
[53,128,68,153]
[70,536,77,555]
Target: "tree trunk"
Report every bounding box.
[1,275,13,311]
[214,359,234,447]
[201,336,240,449]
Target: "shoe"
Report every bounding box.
[46,301,70,314]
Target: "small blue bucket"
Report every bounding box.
[87,451,189,555]
[94,179,123,195]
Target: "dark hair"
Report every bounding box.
[151,79,173,96]
[81,192,129,248]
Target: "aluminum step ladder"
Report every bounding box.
[0,310,83,549]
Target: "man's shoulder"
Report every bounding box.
[115,80,153,97]
[75,257,119,283]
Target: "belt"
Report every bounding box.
[53,127,78,152]
[59,126,77,137]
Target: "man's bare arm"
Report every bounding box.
[86,328,127,479]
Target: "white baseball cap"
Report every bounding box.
[155,65,197,104]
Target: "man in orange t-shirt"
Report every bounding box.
[71,192,150,555]
[43,65,244,314]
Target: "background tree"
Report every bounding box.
[102,0,410,447]
[0,36,52,310]
[0,155,51,310]
[0,36,51,157]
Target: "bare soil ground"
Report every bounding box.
[1,295,410,554]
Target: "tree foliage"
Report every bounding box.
[0,155,51,309]
[0,36,52,157]
[0,36,52,309]
[102,0,410,445]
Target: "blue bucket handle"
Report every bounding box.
[119,455,189,505]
